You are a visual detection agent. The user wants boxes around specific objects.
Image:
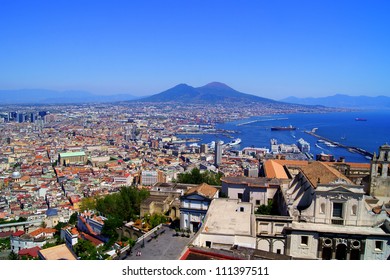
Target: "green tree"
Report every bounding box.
[101,217,122,241]
[73,239,99,260]
[0,238,10,251]
[80,197,97,212]
[177,168,222,185]
[144,213,168,229]
[8,251,19,260]
[95,186,149,222]
[255,201,273,215]
[68,212,78,225]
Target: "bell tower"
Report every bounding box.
[370,144,390,197]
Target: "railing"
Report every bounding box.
[331,219,344,225]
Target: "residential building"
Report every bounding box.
[141,170,158,186]
[10,230,47,253]
[180,183,219,232]
[221,176,281,209]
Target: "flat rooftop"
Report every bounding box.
[202,198,253,236]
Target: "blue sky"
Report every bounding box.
[0,0,389,99]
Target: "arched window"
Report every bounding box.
[351,205,357,215]
[320,203,326,214]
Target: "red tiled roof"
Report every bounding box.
[79,232,103,247]
[18,246,41,258]
[12,230,25,237]
[0,231,13,238]
[29,228,57,237]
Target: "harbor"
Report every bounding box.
[304,130,374,158]
[236,117,288,126]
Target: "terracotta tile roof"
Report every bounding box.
[0,212,8,219]
[326,161,371,169]
[79,216,98,235]
[273,159,309,167]
[79,232,103,247]
[0,231,13,238]
[264,160,289,179]
[18,246,41,258]
[12,230,25,237]
[185,183,218,199]
[70,227,79,235]
[301,161,353,188]
[29,228,57,237]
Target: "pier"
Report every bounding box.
[304,131,374,158]
[236,117,288,126]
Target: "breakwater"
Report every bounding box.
[305,131,374,158]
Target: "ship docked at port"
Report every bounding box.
[271,125,296,131]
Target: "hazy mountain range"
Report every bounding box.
[1,85,389,110]
[281,94,390,109]
[0,89,138,104]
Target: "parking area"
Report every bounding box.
[120,224,193,260]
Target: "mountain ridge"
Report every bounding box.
[0,89,138,104]
[134,82,281,104]
[281,94,390,109]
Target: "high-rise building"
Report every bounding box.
[214,141,223,167]
[17,113,25,123]
[30,113,36,123]
[200,144,208,154]
[9,112,17,121]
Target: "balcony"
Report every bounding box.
[331,219,344,225]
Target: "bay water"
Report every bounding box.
[179,110,390,163]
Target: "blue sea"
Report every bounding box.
[179,110,390,163]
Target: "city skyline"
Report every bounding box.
[1,1,390,99]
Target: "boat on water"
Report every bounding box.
[227,138,241,146]
[271,125,296,131]
[355,118,367,121]
[189,143,200,147]
[324,141,337,147]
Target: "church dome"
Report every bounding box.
[11,171,22,179]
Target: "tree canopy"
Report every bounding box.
[73,238,99,260]
[176,168,222,185]
[95,186,150,222]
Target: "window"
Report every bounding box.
[205,241,211,248]
[320,203,326,214]
[301,236,309,246]
[351,205,357,215]
[277,249,281,254]
[375,241,383,251]
[332,203,343,218]
[255,200,261,205]
[238,193,243,200]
